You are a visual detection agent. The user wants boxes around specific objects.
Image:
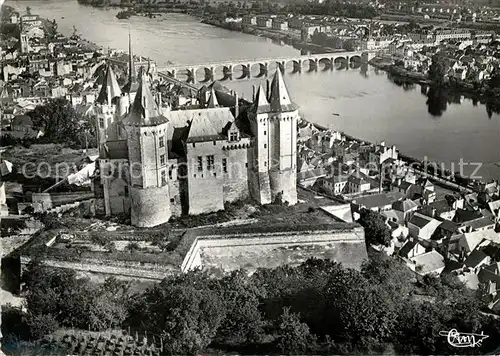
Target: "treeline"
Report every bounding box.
[3,255,500,354]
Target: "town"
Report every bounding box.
[1,1,500,355]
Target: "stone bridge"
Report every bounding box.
[157,51,376,84]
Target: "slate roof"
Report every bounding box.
[409,212,435,228]
[251,84,271,114]
[268,69,299,113]
[122,74,168,127]
[399,239,418,258]
[462,217,495,231]
[464,249,489,268]
[352,193,393,210]
[96,64,122,104]
[393,199,418,213]
[410,250,445,275]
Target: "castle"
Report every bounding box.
[95,37,299,227]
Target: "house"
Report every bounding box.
[457,230,500,254]
[408,212,441,239]
[369,143,398,166]
[408,250,446,276]
[322,175,348,195]
[464,248,491,272]
[272,20,288,31]
[351,193,393,212]
[392,198,418,221]
[420,197,461,220]
[432,220,460,242]
[399,239,427,259]
[461,217,496,232]
[347,172,371,194]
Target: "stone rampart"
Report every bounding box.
[181,226,367,273]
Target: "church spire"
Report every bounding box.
[128,31,136,84]
[268,69,298,113]
[122,32,139,95]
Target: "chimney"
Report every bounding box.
[252,85,256,101]
[235,92,239,117]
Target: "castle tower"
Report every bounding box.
[267,69,298,205]
[122,72,171,227]
[248,84,272,204]
[122,33,139,104]
[95,64,122,146]
[248,70,298,205]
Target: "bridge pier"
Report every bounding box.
[188,68,196,84]
[206,67,215,82]
[277,61,285,74]
[245,64,251,79]
[222,65,232,81]
[293,60,302,73]
[259,63,268,77]
[310,59,318,72]
[345,57,349,71]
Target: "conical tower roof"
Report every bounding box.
[96,64,122,104]
[207,87,219,108]
[268,69,298,113]
[252,84,271,114]
[123,73,168,127]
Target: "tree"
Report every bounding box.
[26,6,31,15]
[214,270,265,344]
[130,275,225,354]
[428,54,448,86]
[275,307,316,354]
[28,98,96,148]
[357,209,392,246]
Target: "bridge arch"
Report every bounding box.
[349,55,362,70]
[318,57,333,71]
[333,56,348,70]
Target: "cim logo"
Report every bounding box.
[439,329,489,348]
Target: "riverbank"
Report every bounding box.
[200,18,340,54]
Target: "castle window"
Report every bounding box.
[245,162,248,168]
[161,170,166,186]
[170,198,174,203]
[207,155,214,170]
[160,154,165,166]
[222,158,227,173]
[264,130,267,135]
[264,144,267,148]
[99,117,104,128]
[197,156,203,171]
[213,140,216,145]
[229,132,238,141]
[159,136,164,148]
[124,186,129,197]
[168,166,173,180]
[193,142,196,147]
[264,161,267,167]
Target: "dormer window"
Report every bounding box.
[229,132,238,142]
[99,117,104,129]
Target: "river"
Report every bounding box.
[8,0,500,181]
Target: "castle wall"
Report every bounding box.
[222,140,251,203]
[185,140,225,215]
[130,185,171,227]
[168,180,182,217]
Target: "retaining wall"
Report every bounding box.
[32,192,95,212]
[181,227,367,273]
